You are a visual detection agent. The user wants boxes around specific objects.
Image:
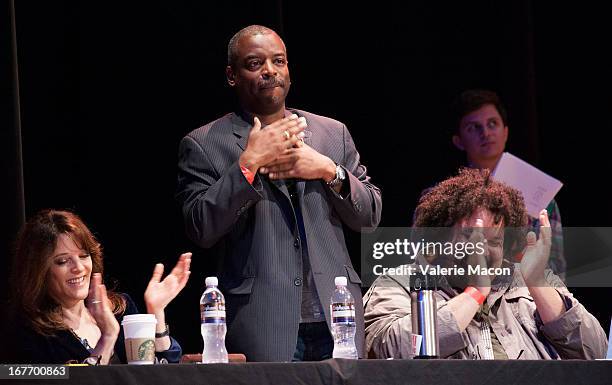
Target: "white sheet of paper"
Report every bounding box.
[607,318,612,359]
[491,152,563,218]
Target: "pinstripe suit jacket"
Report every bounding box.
[176,109,382,362]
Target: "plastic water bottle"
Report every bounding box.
[330,276,358,359]
[200,276,228,363]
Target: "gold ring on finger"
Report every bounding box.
[283,130,290,140]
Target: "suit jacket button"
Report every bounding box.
[294,238,301,248]
[294,278,303,286]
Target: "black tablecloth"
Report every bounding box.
[7,359,612,385]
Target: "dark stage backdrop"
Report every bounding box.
[3,1,611,355]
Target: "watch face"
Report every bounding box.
[337,165,346,180]
[328,165,345,187]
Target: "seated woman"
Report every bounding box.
[364,168,607,359]
[7,209,192,364]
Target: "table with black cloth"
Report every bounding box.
[7,359,612,385]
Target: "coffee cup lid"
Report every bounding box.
[121,314,157,325]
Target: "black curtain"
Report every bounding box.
[1,0,25,309]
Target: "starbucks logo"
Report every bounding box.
[138,339,155,360]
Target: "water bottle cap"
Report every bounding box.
[334,276,347,286]
[205,276,218,287]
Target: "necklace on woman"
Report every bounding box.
[69,328,94,352]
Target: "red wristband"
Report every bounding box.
[240,165,255,185]
[464,286,485,305]
[513,250,525,262]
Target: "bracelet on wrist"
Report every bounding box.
[240,165,255,184]
[155,323,170,338]
[464,286,485,305]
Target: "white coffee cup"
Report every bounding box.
[121,314,157,364]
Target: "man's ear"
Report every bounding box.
[452,134,465,151]
[226,65,236,87]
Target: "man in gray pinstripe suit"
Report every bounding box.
[176,25,382,362]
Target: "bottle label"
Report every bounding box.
[201,304,226,324]
[331,302,355,323]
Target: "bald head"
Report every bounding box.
[227,25,282,67]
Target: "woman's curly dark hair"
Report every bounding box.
[414,168,528,257]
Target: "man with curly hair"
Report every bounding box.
[364,168,607,359]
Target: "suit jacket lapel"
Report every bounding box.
[272,179,290,200]
[232,112,250,151]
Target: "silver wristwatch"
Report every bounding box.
[327,164,346,188]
